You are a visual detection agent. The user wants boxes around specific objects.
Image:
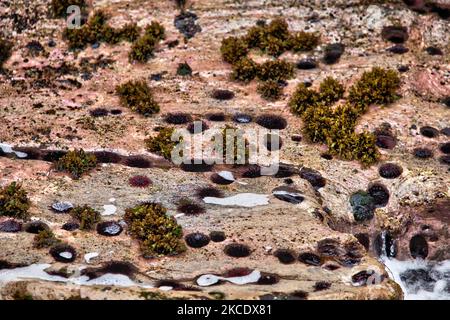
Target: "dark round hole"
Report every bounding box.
[93,151,122,163]
[298,252,322,266]
[24,221,50,234]
[378,163,403,179]
[125,156,152,168]
[206,112,226,122]
[62,222,79,231]
[224,243,251,258]
[110,109,123,115]
[409,234,428,259]
[232,113,252,124]
[196,186,223,199]
[297,58,317,70]
[0,219,22,233]
[425,46,443,56]
[211,89,235,101]
[439,155,450,165]
[291,135,302,142]
[264,133,283,151]
[209,231,226,242]
[376,134,397,149]
[321,153,333,160]
[49,244,77,263]
[367,183,390,207]
[413,148,433,159]
[257,273,280,285]
[323,43,344,64]
[177,201,205,215]
[180,160,214,172]
[439,142,450,154]
[313,281,331,291]
[274,249,296,264]
[386,44,409,54]
[241,165,261,178]
[354,233,370,251]
[255,114,288,130]
[187,121,209,134]
[381,26,409,43]
[420,126,439,138]
[299,167,326,189]
[89,108,109,117]
[185,232,210,248]
[164,112,192,125]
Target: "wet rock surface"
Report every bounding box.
[0,0,449,300]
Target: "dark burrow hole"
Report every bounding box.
[177,201,206,215]
[375,134,397,149]
[206,112,226,122]
[12,147,42,160]
[439,142,450,154]
[62,222,79,231]
[210,173,234,185]
[180,160,214,172]
[255,114,287,130]
[211,89,235,101]
[420,126,440,138]
[92,151,123,163]
[378,163,403,179]
[81,261,138,280]
[313,281,331,291]
[224,243,251,258]
[299,167,326,189]
[264,133,283,151]
[274,249,296,264]
[354,233,370,251]
[321,153,333,160]
[317,239,343,257]
[124,156,152,168]
[89,108,109,117]
[185,232,210,248]
[24,221,50,234]
[257,273,280,285]
[297,58,317,70]
[241,165,261,178]
[41,150,67,162]
[223,267,252,278]
[409,234,428,259]
[413,148,433,159]
[374,232,397,258]
[209,231,226,242]
[164,112,193,125]
[298,252,322,266]
[425,46,443,56]
[0,219,22,233]
[187,121,209,134]
[381,26,409,43]
[196,186,224,199]
[322,43,344,64]
[49,244,77,263]
[386,44,409,54]
[232,113,252,124]
[439,155,450,165]
[367,183,390,207]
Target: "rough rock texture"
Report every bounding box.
[0,0,449,300]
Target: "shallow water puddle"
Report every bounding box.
[197,270,261,287]
[203,193,269,207]
[0,143,28,158]
[0,263,153,288]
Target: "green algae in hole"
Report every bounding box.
[54,149,97,179]
[350,191,375,222]
[70,205,101,230]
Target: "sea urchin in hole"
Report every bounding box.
[274,249,296,264]
[89,108,109,117]
[298,252,322,266]
[255,114,287,130]
[206,112,226,122]
[129,175,152,188]
[184,232,210,248]
[440,142,450,154]
[378,163,403,179]
[96,221,123,237]
[413,148,433,159]
[224,243,251,258]
[209,231,226,242]
[367,183,390,207]
[420,126,439,138]
[125,156,152,168]
[196,186,224,199]
[177,201,205,216]
[164,112,192,124]
[211,89,235,100]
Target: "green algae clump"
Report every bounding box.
[124,203,186,258]
[70,205,101,230]
[231,58,258,82]
[289,84,321,115]
[145,127,178,160]
[0,182,31,220]
[348,67,400,111]
[220,37,249,64]
[257,60,294,82]
[51,0,86,18]
[55,149,97,179]
[33,230,61,249]
[257,80,283,101]
[288,31,320,52]
[116,80,160,116]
